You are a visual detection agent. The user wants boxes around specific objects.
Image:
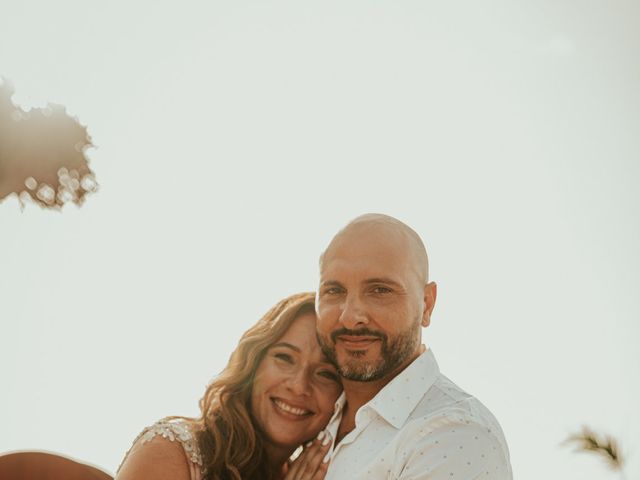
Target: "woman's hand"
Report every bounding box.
[283,431,332,480]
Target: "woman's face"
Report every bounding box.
[251,311,342,452]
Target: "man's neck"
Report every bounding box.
[334,376,391,444]
[336,348,424,444]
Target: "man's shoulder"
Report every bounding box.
[400,373,509,451]
[390,376,512,478]
[411,373,501,426]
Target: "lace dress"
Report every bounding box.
[118,418,204,480]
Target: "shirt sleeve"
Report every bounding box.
[394,418,512,480]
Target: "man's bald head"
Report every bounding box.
[320,213,429,285]
[316,214,436,382]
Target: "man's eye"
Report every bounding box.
[324,287,343,295]
[372,286,392,294]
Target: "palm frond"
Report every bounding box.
[564,425,624,470]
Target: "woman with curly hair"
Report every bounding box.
[116,292,342,480]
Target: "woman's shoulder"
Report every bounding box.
[136,418,203,466]
[116,418,203,480]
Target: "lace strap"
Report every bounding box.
[118,418,203,473]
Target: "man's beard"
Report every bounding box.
[317,321,420,382]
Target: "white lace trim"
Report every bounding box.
[119,418,203,472]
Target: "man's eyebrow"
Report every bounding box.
[270,342,301,352]
[320,278,404,288]
[364,277,403,287]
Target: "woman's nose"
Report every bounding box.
[285,367,312,396]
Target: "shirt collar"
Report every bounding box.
[325,391,347,445]
[329,392,346,424]
[364,348,440,429]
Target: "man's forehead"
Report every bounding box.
[320,215,429,283]
[340,217,405,240]
[321,253,406,276]
[324,222,414,262]
[321,235,414,278]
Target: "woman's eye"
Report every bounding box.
[274,352,293,364]
[318,370,340,382]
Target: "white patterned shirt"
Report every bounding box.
[324,349,512,480]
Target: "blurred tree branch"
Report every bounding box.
[564,425,626,478]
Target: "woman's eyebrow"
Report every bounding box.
[319,359,338,368]
[270,342,301,352]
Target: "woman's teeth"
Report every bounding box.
[274,399,310,416]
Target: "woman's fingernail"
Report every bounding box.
[322,432,332,446]
[323,451,331,463]
[305,441,313,447]
[316,430,325,441]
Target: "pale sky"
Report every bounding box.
[1,2,639,479]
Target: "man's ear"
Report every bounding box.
[421,282,437,327]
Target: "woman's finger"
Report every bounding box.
[305,449,330,480]
[284,442,314,480]
[284,431,332,480]
[283,447,307,480]
[295,431,332,480]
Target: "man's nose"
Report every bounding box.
[339,294,369,329]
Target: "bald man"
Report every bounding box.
[316,214,512,479]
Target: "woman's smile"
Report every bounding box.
[272,398,313,417]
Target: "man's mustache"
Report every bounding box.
[330,328,387,343]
